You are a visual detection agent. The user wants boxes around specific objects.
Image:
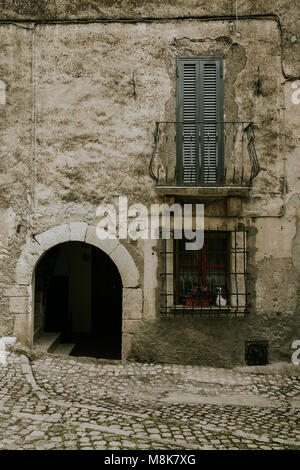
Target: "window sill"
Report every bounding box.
[161,305,247,316]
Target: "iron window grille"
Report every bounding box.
[160,226,248,315]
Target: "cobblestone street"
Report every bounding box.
[0,350,300,450]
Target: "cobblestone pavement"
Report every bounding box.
[0,351,300,450]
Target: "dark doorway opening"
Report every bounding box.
[34,242,122,359]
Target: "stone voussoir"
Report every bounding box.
[70,222,88,242]
[110,244,140,288]
[84,225,119,254]
[34,224,71,252]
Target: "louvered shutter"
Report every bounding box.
[176,58,224,185]
[176,60,200,185]
[182,62,197,184]
[203,62,217,184]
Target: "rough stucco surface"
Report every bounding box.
[0,1,299,365]
[0,0,299,77]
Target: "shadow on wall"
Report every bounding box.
[127,315,298,368]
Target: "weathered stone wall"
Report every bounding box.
[0,0,299,76]
[0,1,299,365]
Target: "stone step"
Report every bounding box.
[34,332,61,353]
[52,343,76,356]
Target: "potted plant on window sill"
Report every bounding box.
[184,282,210,307]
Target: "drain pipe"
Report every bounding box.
[280,81,287,217]
[31,23,38,235]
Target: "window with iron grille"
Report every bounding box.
[160,227,248,315]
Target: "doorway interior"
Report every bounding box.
[34,241,122,359]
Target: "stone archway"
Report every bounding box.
[6,223,142,359]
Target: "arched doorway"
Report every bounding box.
[34,241,122,359]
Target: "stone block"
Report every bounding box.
[35,224,70,251]
[27,238,44,259]
[15,256,32,285]
[13,314,32,348]
[70,222,88,241]
[4,285,30,297]
[123,288,143,319]
[9,296,30,314]
[122,319,141,334]
[85,225,119,254]
[110,244,139,288]
[122,333,133,360]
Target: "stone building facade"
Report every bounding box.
[0,1,299,367]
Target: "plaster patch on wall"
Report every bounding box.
[292,217,300,277]
[0,80,5,104]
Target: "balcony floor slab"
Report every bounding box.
[155,185,251,198]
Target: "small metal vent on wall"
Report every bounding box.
[245,341,269,366]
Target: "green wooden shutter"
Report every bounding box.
[176,58,224,185]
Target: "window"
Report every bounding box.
[150,58,259,188]
[175,232,229,307]
[176,58,224,186]
[160,227,248,315]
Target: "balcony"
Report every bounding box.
[149,121,260,198]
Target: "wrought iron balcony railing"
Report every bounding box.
[149,121,259,188]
